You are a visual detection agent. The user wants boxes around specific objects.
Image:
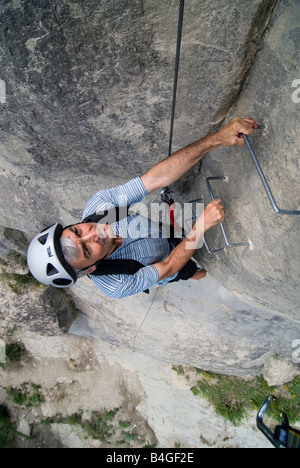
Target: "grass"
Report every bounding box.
[0,404,30,448]
[84,410,119,442]
[118,420,131,429]
[5,343,23,363]
[44,409,120,444]
[0,252,44,294]
[43,409,152,447]
[6,382,43,408]
[0,405,17,449]
[173,366,300,427]
[191,372,271,425]
[0,271,43,295]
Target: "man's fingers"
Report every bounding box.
[245,118,258,129]
[210,198,221,205]
[204,199,226,229]
[244,117,258,128]
[211,199,225,211]
[216,117,258,147]
[235,117,258,137]
[236,133,247,146]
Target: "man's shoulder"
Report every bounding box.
[82,177,147,221]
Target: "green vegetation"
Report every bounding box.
[0,326,21,369]
[6,382,43,408]
[173,366,300,427]
[0,405,17,449]
[43,409,153,447]
[0,271,42,295]
[0,252,43,294]
[5,343,23,363]
[43,410,118,443]
[118,420,131,429]
[3,325,17,336]
[0,253,80,331]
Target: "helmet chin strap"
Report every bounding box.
[78,254,107,274]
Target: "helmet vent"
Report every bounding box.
[38,233,49,245]
[47,263,59,277]
[53,278,73,286]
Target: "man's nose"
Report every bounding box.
[81,229,98,243]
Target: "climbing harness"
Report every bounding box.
[257,395,300,448]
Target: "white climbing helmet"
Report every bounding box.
[27,223,77,288]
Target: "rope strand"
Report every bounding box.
[168,0,185,157]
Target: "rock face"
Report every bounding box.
[0,0,281,228]
[0,255,79,336]
[69,274,300,377]
[0,1,299,372]
[193,0,300,320]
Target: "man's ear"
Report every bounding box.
[85,265,97,275]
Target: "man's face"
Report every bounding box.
[61,222,117,270]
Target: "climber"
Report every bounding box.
[27,117,257,298]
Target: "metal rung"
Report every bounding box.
[188,181,249,261]
[201,237,223,261]
[243,135,300,216]
[188,197,224,261]
[205,176,250,253]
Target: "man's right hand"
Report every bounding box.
[153,198,225,282]
[203,199,226,232]
[214,117,258,147]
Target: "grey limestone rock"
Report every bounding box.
[0,0,299,374]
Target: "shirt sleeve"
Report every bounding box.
[89,265,159,299]
[83,177,164,298]
[82,177,147,220]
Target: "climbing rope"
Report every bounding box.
[168,0,185,157]
[161,0,186,239]
[162,0,185,210]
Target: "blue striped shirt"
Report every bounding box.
[81,177,176,298]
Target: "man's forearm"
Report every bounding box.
[153,214,205,281]
[141,132,219,194]
[153,199,225,281]
[140,118,258,194]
